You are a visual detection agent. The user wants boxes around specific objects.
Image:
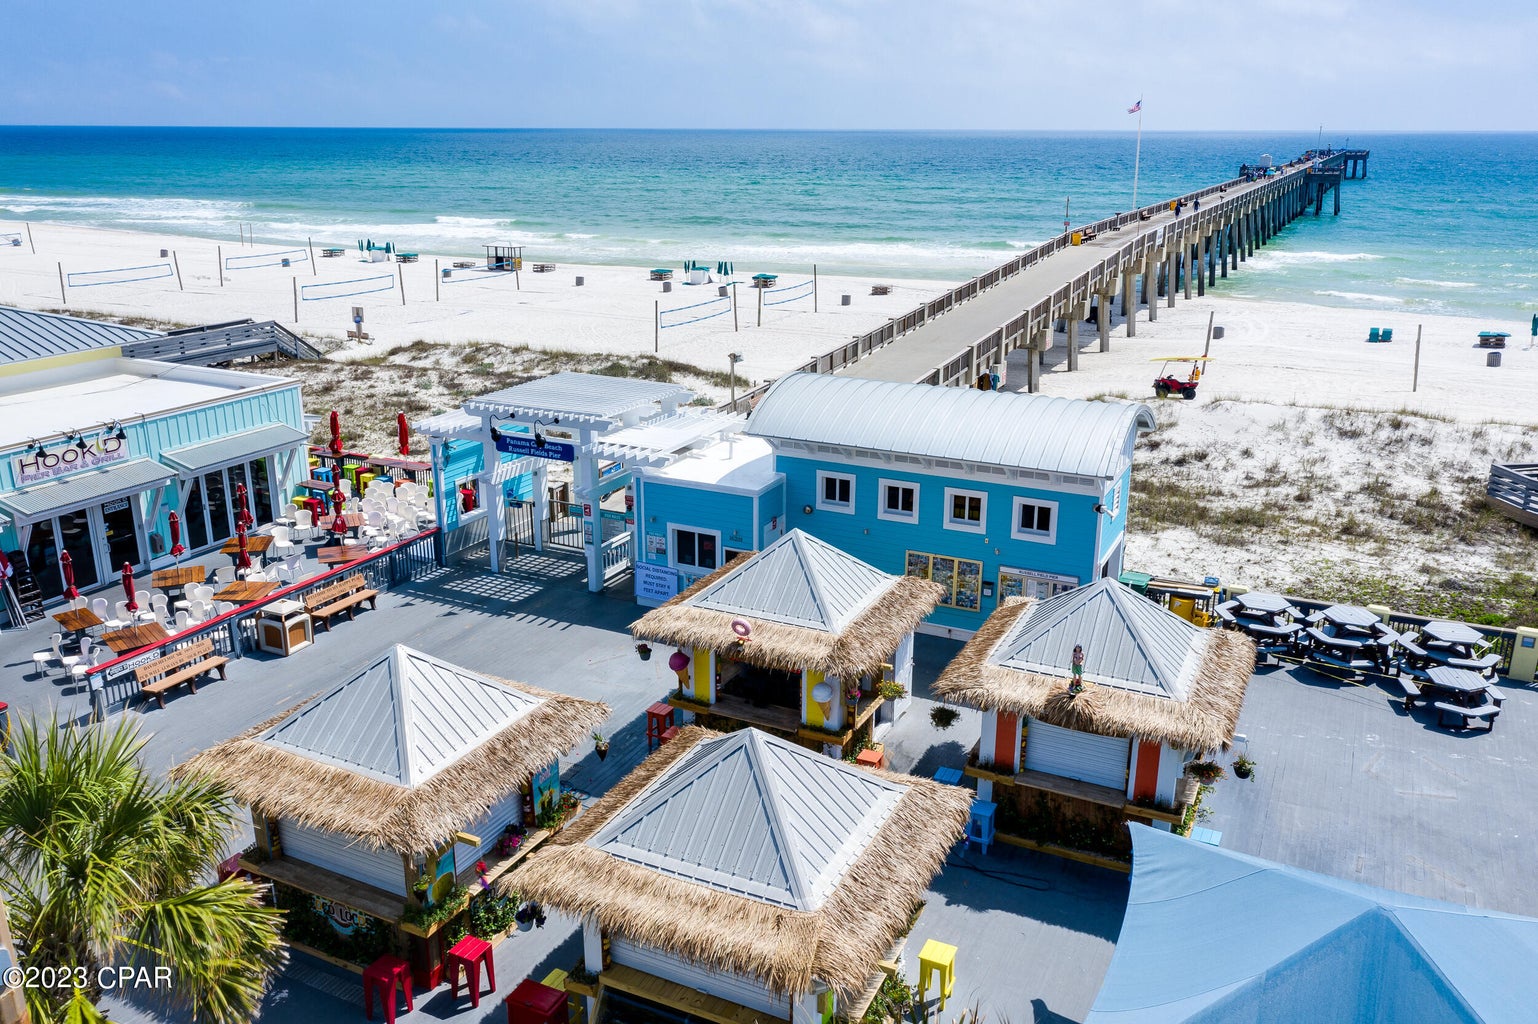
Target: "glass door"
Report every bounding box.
[24,519,62,602]
[184,477,210,550]
[57,508,99,592]
[100,497,142,572]
[203,470,230,542]
[249,457,274,525]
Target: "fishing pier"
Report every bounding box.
[728,148,1368,402]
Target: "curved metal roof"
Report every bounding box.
[746,373,1154,479]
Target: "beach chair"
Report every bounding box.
[1381,328,1393,342]
[1367,327,1381,342]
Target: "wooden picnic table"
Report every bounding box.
[321,248,346,257]
[220,535,275,557]
[213,581,281,604]
[299,478,336,493]
[315,545,362,566]
[53,607,104,634]
[152,566,208,592]
[101,622,170,654]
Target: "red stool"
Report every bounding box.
[658,725,680,746]
[446,934,496,1008]
[645,702,676,751]
[363,954,413,1023]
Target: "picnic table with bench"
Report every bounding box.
[870,284,892,296]
[321,248,346,258]
[453,260,475,269]
[395,252,418,263]
[304,572,379,631]
[135,637,229,709]
[532,263,556,272]
[649,269,673,281]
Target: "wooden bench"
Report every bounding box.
[1433,701,1500,732]
[304,572,379,632]
[1395,676,1426,711]
[134,638,229,709]
[395,253,418,263]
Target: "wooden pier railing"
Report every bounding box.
[1487,463,1538,529]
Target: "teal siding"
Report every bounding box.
[640,479,755,576]
[438,439,484,533]
[757,480,786,546]
[776,454,1103,630]
[1099,466,1132,561]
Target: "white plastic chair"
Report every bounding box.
[174,610,193,632]
[133,590,157,622]
[194,585,215,604]
[112,601,133,628]
[276,502,299,529]
[32,634,61,677]
[294,508,314,540]
[53,634,80,678]
[214,566,236,586]
[215,601,236,615]
[150,593,171,623]
[71,594,89,610]
[89,597,110,622]
[187,600,211,624]
[338,478,353,498]
[269,525,297,558]
[244,570,268,582]
[68,638,97,684]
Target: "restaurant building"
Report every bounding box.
[0,308,308,603]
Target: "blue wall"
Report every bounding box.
[775,454,1103,631]
[638,478,756,580]
[436,438,532,535]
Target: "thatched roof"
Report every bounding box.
[933,592,1255,752]
[173,648,609,855]
[501,726,970,999]
[631,531,943,678]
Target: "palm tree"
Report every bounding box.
[0,715,286,1024]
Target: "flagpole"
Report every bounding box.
[1131,102,1143,211]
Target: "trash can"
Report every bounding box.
[841,294,851,306]
[1212,326,1225,340]
[662,281,672,293]
[281,257,291,268]
[718,285,728,297]
[159,248,169,258]
[1488,351,1502,367]
[442,268,452,279]
[575,276,584,287]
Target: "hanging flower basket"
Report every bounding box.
[635,643,652,662]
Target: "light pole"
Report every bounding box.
[728,352,743,408]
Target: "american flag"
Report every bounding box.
[1127,100,1142,114]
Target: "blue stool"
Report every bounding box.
[313,466,333,483]
[966,799,997,854]
[932,766,964,786]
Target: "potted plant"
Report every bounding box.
[1185,760,1226,784]
[1232,754,1256,780]
[876,680,907,702]
[593,730,610,761]
[635,643,652,662]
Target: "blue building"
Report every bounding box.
[0,307,308,606]
[635,373,1154,636]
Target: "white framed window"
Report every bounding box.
[943,487,987,534]
[1011,497,1057,544]
[816,470,855,514]
[877,478,919,523]
[671,526,720,573]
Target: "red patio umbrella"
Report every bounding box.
[121,562,137,612]
[330,488,348,541]
[235,482,254,530]
[397,412,410,456]
[168,512,185,561]
[60,551,79,600]
[234,522,252,571]
[329,409,343,456]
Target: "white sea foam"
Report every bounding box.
[1394,277,1478,289]
[1313,290,1403,304]
[1248,250,1385,268]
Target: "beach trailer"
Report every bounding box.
[174,645,609,992]
[504,726,972,1023]
[933,577,1255,862]
[630,528,940,758]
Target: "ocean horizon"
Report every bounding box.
[3,127,1535,321]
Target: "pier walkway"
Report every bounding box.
[726,148,1367,403]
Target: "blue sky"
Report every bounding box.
[6,0,1536,130]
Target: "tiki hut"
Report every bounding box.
[174,643,609,988]
[503,726,972,1022]
[631,528,942,759]
[933,578,1254,861]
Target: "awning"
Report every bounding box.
[0,459,174,522]
[161,424,310,475]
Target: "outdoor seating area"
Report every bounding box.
[1366,326,1394,342]
[1217,594,1508,732]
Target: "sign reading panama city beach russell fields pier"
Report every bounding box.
[12,436,132,486]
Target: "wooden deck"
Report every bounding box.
[668,690,890,752]
[1487,463,1538,529]
[598,963,782,1024]
[240,855,406,925]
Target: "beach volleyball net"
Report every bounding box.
[224,248,309,271]
[0,232,22,247]
[763,279,814,306]
[65,262,175,288]
[300,274,395,301]
[659,293,732,329]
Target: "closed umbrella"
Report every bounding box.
[330,488,348,541]
[121,562,137,612]
[235,482,254,530]
[397,412,410,456]
[168,512,185,561]
[234,522,252,572]
[329,409,343,457]
[61,551,79,600]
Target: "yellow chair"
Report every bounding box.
[916,939,957,1011]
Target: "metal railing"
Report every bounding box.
[1486,464,1538,525]
[87,529,442,712]
[601,533,633,580]
[722,152,1327,410]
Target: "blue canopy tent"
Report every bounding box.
[1089,825,1538,1023]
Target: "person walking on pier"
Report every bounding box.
[1193,198,1201,213]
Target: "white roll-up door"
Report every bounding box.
[608,936,789,1020]
[1024,719,1130,791]
[278,819,407,896]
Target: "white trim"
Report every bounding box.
[876,478,919,524]
[942,487,987,534]
[770,441,1112,494]
[1109,481,1122,518]
[815,470,855,515]
[1010,496,1058,545]
[669,524,722,574]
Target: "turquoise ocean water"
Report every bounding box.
[1,128,1534,320]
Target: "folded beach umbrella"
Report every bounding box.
[234,523,251,572]
[120,562,137,612]
[61,551,79,600]
[329,410,343,457]
[169,512,185,562]
[397,412,410,456]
